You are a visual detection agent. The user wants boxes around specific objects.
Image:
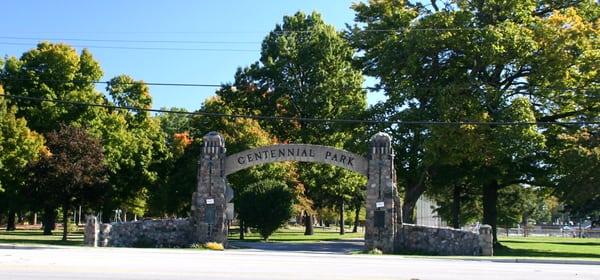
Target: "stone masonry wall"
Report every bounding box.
[94,219,193,248]
[395,224,493,256]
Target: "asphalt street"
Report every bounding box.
[1,244,599,280]
[229,239,364,254]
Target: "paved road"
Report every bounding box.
[229,239,364,254]
[1,245,600,280]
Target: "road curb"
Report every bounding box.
[0,243,62,250]
[485,258,600,266]
[3,242,599,266]
[442,256,600,266]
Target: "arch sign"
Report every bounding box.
[225,144,368,176]
[190,131,400,253]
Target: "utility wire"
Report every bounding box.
[0,42,257,52]
[4,77,598,92]
[0,36,260,44]
[3,27,492,35]
[1,93,597,126]
[0,27,498,48]
[103,81,223,87]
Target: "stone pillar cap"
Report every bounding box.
[370,132,392,146]
[203,131,225,147]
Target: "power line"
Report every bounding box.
[3,27,491,35]
[0,42,258,52]
[3,77,223,87]
[4,77,597,92]
[102,81,223,87]
[0,36,261,45]
[1,93,597,126]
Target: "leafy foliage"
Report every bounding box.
[0,42,103,132]
[550,129,599,216]
[217,11,368,230]
[28,124,108,240]
[0,97,44,230]
[236,179,294,240]
[350,0,599,241]
[0,97,44,193]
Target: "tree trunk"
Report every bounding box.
[402,181,427,224]
[319,213,323,227]
[339,200,345,235]
[523,213,529,237]
[239,219,245,240]
[6,210,16,231]
[303,212,313,235]
[42,208,55,235]
[62,206,69,241]
[77,206,82,225]
[352,206,360,233]
[483,180,499,245]
[451,184,461,229]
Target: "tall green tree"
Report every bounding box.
[219,11,366,145]
[98,75,169,220]
[0,42,103,132]
[1,44,170,222]
[550,128,599,217]
[427,164,482,229]
[0,96,44,230]
[350,0,598,243]
[218,11,368,233]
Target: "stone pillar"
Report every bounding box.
[478,224,494,256]
[191,132,228,245]
[365,132,398,253]
[98,223,112,247]
[83,215,99,247]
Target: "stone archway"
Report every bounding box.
[190,131,400,252]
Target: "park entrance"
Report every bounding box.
[191,131,400,252]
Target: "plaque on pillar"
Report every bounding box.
[374,210,385,228]
[205,206,215,225]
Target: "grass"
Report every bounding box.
[0,229,84,246]
[228,226,364,242]
[2,226,599,261]
[496,236,600,260]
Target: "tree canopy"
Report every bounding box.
[351,0,599,241]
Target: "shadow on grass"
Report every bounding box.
[1,230,83,247]
[0,231,51,236]
[500,240,600,246]
[0,238,82,246]
[228,228,360,243]
[496,243,600,259]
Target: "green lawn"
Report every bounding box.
[228,226,364,242]
[496,236,600,259]
[3,227,599,261]
[0,229,83,246]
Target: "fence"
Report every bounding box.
[497,226,600,238]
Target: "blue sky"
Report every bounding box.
[2,1,383,111]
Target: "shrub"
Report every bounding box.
[204,242,224,251]
[236,179,294,240]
